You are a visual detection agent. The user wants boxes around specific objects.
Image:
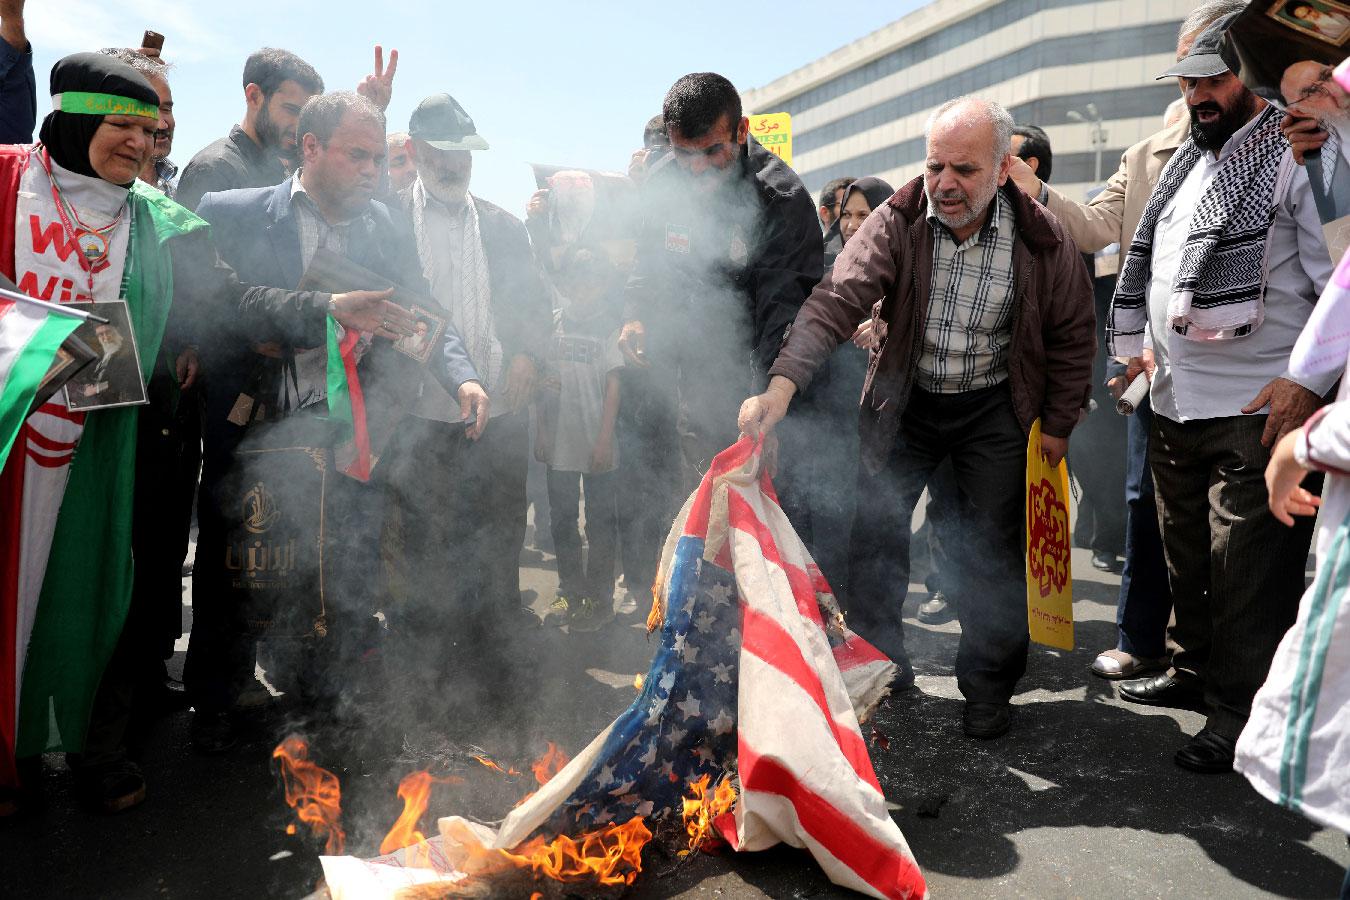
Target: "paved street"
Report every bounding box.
[2,521,1347,899]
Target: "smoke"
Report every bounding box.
[186,107,873,864]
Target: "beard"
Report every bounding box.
[1189,92,1258,153]
[420,169,469,204]
[99,334,124,356]
[924,173,999,234]
[255,103,293,154]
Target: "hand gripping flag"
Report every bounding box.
[323,437,926,899]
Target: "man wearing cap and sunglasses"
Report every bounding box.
[1106,12,1338,774]
[385,93,550,654]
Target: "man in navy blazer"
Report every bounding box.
[185,91,487,753]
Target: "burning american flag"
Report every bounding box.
[324,437,925,899]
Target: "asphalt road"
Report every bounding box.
[2,527,1347,899]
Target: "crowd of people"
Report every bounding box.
[0,0,1346,892]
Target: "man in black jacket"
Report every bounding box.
[387,94,552,654]
[175,48,323,211]
[619,72,823,549]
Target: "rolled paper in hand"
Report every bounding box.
[1116,372,1150,416]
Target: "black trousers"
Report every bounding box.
[547,467,619,600]
[1150,413,1315,740]
[382,411,529,625]
[848,382,1029,703]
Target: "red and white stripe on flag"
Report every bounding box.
[688,438,926,900]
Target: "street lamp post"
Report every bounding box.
[1067,103,1108,185]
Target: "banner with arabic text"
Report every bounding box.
[748,113,793,167]
[1026,419,1074,650]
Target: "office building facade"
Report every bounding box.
[743,0,1195,204]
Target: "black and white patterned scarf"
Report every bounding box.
[1108,105,1286,357]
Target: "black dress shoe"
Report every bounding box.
[1091,551,1121,572]
[1118,673,1205,709]
[963,701,1010,739]
[916,591,955,625]
[1174,728,1235,774]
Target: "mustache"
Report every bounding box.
[934,189,968,202]
[1190,102,1222,115]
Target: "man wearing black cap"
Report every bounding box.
[1107,13,1337,773]
[387,93,550,642]
[0,52,202,813]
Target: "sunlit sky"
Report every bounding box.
[30,0,927,214]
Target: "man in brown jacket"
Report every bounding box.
[739,96,1094,739]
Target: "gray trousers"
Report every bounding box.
[1150,413,1315,740]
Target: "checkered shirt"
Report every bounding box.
[917,189,1018,394]
[290,171,361,271]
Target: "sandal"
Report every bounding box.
[1091,648,1167,680]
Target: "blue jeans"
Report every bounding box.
[1116,395,1172,658]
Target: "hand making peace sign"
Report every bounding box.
[357,44,399,112]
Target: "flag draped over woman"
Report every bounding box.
[0,53,205,806]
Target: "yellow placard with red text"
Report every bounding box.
[748,113,792,167]
[1026,419,1074,650]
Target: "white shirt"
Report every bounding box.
[1148,115,1337,422]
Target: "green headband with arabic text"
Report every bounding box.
[51,91,159,119]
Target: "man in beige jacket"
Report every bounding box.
[1004,0,1246,686]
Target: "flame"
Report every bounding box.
[473,754,521,777]
[513,741,574,809]
[633,673,645,691]
[272,736,345,855]
[530,742,570,787]
[680,774,737,855]
[379,770,463,855]
[500,816,653,886]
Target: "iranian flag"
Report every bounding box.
[0,296,81,472]
[326,316,371,481]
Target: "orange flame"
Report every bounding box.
[680,774,737,855]
[379,770,464,855]
[530,742,570,787]
[473,754,521,777]
[272,736,345,855]
[500,816,653,886]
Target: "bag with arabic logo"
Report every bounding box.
[214,412,334,639]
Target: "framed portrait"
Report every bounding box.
[63,300,149,411]
[1267,0,1350,47]
[392,305,446,364]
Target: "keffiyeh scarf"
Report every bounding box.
[1108,105,1286,357]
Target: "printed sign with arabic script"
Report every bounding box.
[748,113,793,167]
[1026,418,1074,650]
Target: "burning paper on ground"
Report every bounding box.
[318,437,925,899]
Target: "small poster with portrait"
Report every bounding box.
[392,305,446,364]
[1267,0,1350,47]
[62,300,148,411]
